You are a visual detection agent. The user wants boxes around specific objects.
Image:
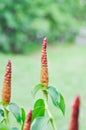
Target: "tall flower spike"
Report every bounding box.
[68,96,80,130]
[23,110,32,130]
[2,60,12,105]
[40,37,49,87]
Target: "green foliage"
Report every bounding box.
[21,108,26,123]
[0,109,5,122]
[0,0,85,53]
[47,86,65,115]
[32,84,45,96]
[0,109,4,117]
[32,99,45,121]
[0,102,26,129]
[58,93,65,115]
[7,103,21,123]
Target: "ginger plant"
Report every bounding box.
[0,60,26,130]
[31,37,65,130]
[0,38,65,130]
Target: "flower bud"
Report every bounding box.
[24,110,32,130]
[2,60,12,104]
[40,38,49,87]
[68,96,80,130]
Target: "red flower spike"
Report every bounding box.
[24,110,32,130]
[2,60,12,104]
[40,37,49,87]
[68,96,80,130]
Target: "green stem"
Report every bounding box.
[43,91,56,130]
[4,107,9,125]
[21,122,24,130]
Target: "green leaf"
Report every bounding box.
[59,93,65,115]
[32,99,45,121]
[32,84,44,96]
[0,109,4,117]
[47,86,65,114]
[21,108,26,123]
[47,86,60,106]
[31,117,49,130]
[7,103,21,123]
[34,99,45,109]
[0,109,5,123]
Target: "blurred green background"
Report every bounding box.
[0,0,86,130]
[0,0,86,54]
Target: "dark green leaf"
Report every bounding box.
[0,109,5,123]
[0,109,4,117]
[47,86,65,114]
[32,107,45,122]
[7,103,21,123]
[21,108,26,123]
[32,84,44,96]
[59,93,65,115]
[31,117,49,130]
[34,99,45,109]
[32,99,45,121]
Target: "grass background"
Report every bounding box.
[0,44,86,130]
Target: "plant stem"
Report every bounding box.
[4,107,9,125]
[21,122,24,130]
[43,91,56,130]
